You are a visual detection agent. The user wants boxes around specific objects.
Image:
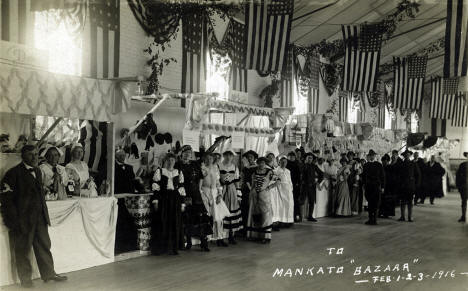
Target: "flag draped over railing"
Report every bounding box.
[246,0,294,72]
[444,0,467,78]
[223,19,248,92]
[181,12,209,107]
[393,56,427,110]
[341,24,383,93]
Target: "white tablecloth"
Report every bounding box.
[0,197,118,286]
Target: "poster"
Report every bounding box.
[182,129,200,152]
[231,131,245,149]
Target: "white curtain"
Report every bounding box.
[244,116,269,157]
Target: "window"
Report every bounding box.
[206,50,231,100]
[34,10,82,75]
[348,100,358,123]
[384,106,392,129]
[410,111,419,133]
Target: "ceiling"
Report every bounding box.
[289,0,447,77]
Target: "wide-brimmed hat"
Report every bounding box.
[243,150,258,159]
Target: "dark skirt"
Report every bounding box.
[151,190,182,255]
[379,189,395,216]
[182,203,213,239]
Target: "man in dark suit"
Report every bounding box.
[1,145,67,288]
[114,149,138,194]
[398,150,421,222]
[286,151,303,222]
[456,152,468,222]
[302,153,323,222]
[413,152,426,205]
[362,149,385,225]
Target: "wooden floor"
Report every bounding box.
[2,192,468,291]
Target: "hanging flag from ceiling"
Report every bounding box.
[451,93,467,127]
[444,0,467,78]
[1,0,34,45]
[83,0,120,79]
[430,77,458,119]
[181,12,209,107]
[246,0,294,72]
[280,49,294,107]
[393,56,427,110]
[338,90,350,122]
[341,23,383,93]
[223,19,248,92]
[306,54,320,114]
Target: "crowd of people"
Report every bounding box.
[1,143,467,288]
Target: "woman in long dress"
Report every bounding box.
[219,150,243,244]
[314,158,329,218]
[150,153,185,255]
[65,143,98,197]
[335,158,352,216]
[274,157,294,224]
[266,152,282,230]
[201,153,230,247]
[39,145,69,200]
[247,157,274,244]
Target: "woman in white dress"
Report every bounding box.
[66,143,98,197]
[274,157,294,224]
[201,153,230,247]
[266,153,281,231]
[314,157,329,218]
[39,145,69,200]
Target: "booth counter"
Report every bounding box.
[0,197,118,286]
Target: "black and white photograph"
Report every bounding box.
[0,0,467,290]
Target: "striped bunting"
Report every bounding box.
[79,120,107,173]
[377,104,385,128]
[83,0,120,79]
[181,12,208,107]
[338,91,350,122]
[246,0,294,72]
[0,0,34,45]
[280,48,294,107]
[430,77,458,119]
[451,93,467,127]
[223,19,248,92]
[308,87,319,114]
[393,56,427,110]
[341,24,383,92]
[444,0,467,78]
[230,66,248,92]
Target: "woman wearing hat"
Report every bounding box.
[65,143,98,197]
[219,150,243,244]
[334,158,352,217]
[39,145,69,200]
[247,157,274,244]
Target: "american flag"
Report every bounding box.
[341,24,383,93]
[0,0,34,45]
[338,90,350,122]
[377,104,386,128]
[280,48,294,107]
[393,56,427,110]
[246,0,294,72]
[83,0,120,79]
[223,19,248,92]
[430,77,458,119]
[451,93,467,127]
[181,12,208,107]
[444,0,467,78]
[306,54,320,114]
[79,120,107,173]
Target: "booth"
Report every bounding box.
[0,61,120,286]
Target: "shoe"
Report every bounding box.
[407,219,413,222]
[21,281,33,288]
[185,243,192,250]
[398,217,405,221]
[228,237,237,245]
[260,239,270,244]
[201,246,210,252]
[217,240,228,247]
[458,217,466,222]
[43,274,68,282]
[307,217,318,222]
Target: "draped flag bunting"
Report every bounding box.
[338,91,350,122]
[377,104,386,128]
[223,19,248,92]
[181,12,209,107]
[83,0,120,79]
[444,0,467,78]
[451,93,468,127]
[280,48,294,107]
[0,0,34,45]
[393,56,427,110]
[430,77,458,119]
[308,87,319,114]
[246,0,294,72]
[306,54,320,114]
[341,24,383,92]
[79,120,107,173]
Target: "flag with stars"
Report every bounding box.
[223,19,248,92]
[342,24,383,93]
[393,56,427,110]
[451,93,467,127]
[83,0,120,79]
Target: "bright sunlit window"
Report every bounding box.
[34,10,82,75]
[206,50,231,100]
[295,86,307,115]
[348,99,359,123]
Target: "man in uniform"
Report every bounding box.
[287,151,303,222]
[398,150,421,222]
[456,152,468,222]
[362,149,385,225]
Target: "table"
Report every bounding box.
[0,197,118,286]
[115,193,153,251]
